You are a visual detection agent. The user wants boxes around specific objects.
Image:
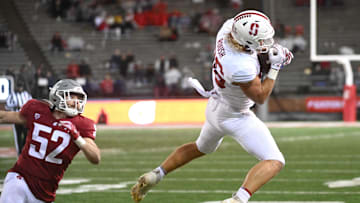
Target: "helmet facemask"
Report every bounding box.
[55,90,87,117]
[256,38,274,53]
[49,79,87,117]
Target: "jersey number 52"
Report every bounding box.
[28,122,71,165]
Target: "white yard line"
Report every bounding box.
[110,189,360,195]
[70,160,360,165]
[88,177,334,183]
[62,168,359,174]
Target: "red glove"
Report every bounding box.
[58,121,80,140]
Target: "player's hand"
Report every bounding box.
[269,44,294,70]
[58,121,80,140]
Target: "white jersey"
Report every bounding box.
[213,19,260,111]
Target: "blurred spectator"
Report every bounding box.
[164,66,182,96]
[152,0,168,26]
[123,10,137,36]
[158,25,178,41]
[50,0,70,20]
[133,60,146,87]
[5,68,16,80]
[113,75,126,96]
[278,25,295,52]
[78,59,92,77]
[83,76,100,97]
[292,25,307,54]
[100,73,114,96]
[329,66,344,94]
[154,55,170,73]
[17,64,33,93]
[50,32,65,52]
[119,53,131,77]
[45,70,57,88]
[0,31,7,48]
[230,0,243,9]
[106,15,122,40]
[198,9,222,35]
[153,73,168,98]
[109,49,122,73]
[169,53,179,68]
[180,66,195,96]
[274,19,285,39]
[94,12,108,31]
[145,63,155,84]
[33,64,48,99]
[66,61,80,79]
[0,31,17,51]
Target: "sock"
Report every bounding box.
[235,187,252,202]
[155,166,166,179]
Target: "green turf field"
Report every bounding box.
[1,126,360,203]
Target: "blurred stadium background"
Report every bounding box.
[1,0,360,202]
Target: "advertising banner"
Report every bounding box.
[83,99,208,126]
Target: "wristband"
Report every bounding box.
[267,68,279,80]
[74,136,86,147]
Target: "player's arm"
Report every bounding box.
[58,121,101,164]
[234,44,293,104]
[79,138,101,165]
[233,77,275,104]
[0,111,26,125]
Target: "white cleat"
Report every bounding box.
[131,170,161,203]
[221,195,245,203]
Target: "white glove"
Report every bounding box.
[269,44,294,70]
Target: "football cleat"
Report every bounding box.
[131,170,161,202]
[221,195,245,203]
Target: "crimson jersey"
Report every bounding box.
[9,99,96,202]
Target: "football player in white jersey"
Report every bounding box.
[131,10,293,203]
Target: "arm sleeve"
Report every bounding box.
[78,118,97,140]
[19,99,36,120]
[231,61,257,83]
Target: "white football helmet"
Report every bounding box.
[231,10,274,53]
[49,79,87,117]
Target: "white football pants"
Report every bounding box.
[196,97,285,165]
[0,172,46,203]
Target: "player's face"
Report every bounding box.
[66,93,84,111]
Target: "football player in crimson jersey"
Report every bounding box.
[131,10,293,203]
[0,79,101,203]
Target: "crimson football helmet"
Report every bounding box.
[49,79,87,117]
[231,10,275,53]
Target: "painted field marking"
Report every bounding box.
[59,168,360,174]
[70,160,360,166]
[325,177,360,188]
[56,181,134,194]
[111,189,360,195]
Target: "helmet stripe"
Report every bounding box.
[234,12,270,22]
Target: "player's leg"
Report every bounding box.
[131,120,224,202]
[0,172,45,203]
[221,111,285,203]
